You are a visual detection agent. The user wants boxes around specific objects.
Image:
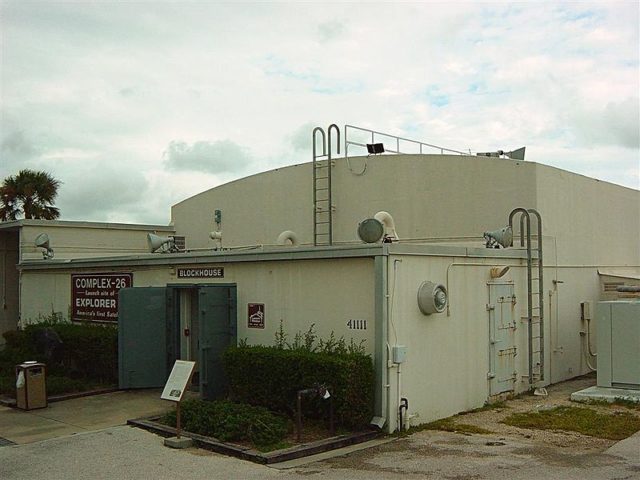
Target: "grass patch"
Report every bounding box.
[503,406,640,440]
[611,398,640,410]
[582,398,640,411]
[459,401,509,415]
[403,417,493,436]
[425,418,493,435]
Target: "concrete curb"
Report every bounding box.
[128,416,381,464]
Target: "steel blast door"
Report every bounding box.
[198,285,237,400]
[118,287,170,389]
[488,283,517,395]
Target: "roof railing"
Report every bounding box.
[344,124,469,158]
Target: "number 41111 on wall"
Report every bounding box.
[347,319,367,330]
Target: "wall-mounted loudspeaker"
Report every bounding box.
[34,233,54,259]
[483,226,513,249]
[147,233,175,253]
[357,218,384,243]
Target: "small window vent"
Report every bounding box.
[172,236,186,252]
[603,282,624,292]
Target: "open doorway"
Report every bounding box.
[118,284,237,399]
[173,287,201,389]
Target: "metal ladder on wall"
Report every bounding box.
[312,124,340,246]
[509,208,544,386]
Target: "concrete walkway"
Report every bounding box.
[0,389,171,444]
[0,390,638,479]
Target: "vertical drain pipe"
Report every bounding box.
[399,398,409,432]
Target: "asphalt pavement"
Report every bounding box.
[0,389,638,480]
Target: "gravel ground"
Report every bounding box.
[438,373,640,452]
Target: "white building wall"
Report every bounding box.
[20,271,72,324]
[19,221,175,261]
[384,253,531,430]
[20,257,376,353]
[171,154,538,248]
[533,164,639,265]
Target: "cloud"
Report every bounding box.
[317,20,346,43]
[571,97,640,149]
[0,1,637,227]
[1,130,37,159]
[56,163,150,223]
[289,122,317,151]
[0,130,43,175]
[164,140,252,174]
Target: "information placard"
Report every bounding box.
[161,360,196,402]
[248,303,265,329]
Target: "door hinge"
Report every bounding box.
[486,304,495,311]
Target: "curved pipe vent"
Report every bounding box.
[277,230,300,246]
[374,211,400,241]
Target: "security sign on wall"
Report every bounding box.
[248,303,265,329]
[71,273,133,322]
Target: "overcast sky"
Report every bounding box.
[1,1,638,225]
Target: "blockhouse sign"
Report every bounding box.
[71,273,132,322]
[176,266,224,278]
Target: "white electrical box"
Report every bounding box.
[392,345,408,364]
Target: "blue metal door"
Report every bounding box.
[198,285,237,399]
[118,287,170,389]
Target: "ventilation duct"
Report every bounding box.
[277,230,299,246]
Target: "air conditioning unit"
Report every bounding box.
[597,301,640,390]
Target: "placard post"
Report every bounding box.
[161,360,196,448]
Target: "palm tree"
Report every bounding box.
[0,169,61,221]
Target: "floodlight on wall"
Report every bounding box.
[357,218,384,243]
[490,266,510,279]
[417,281,448,315]
[34,233,54,259]
[147,233,176,253]
[366,143,385,155]
[483,226,513,249]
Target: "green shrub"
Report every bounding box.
[17,321,118,382]
[45,376,93,396]
[222,345,374,429]
[0,375,14,395]
[162,399,289,448]
[0,319,118,392]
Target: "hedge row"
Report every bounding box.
[162,399,289,448]
[222,345,375,429]
[1,322,117,383]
